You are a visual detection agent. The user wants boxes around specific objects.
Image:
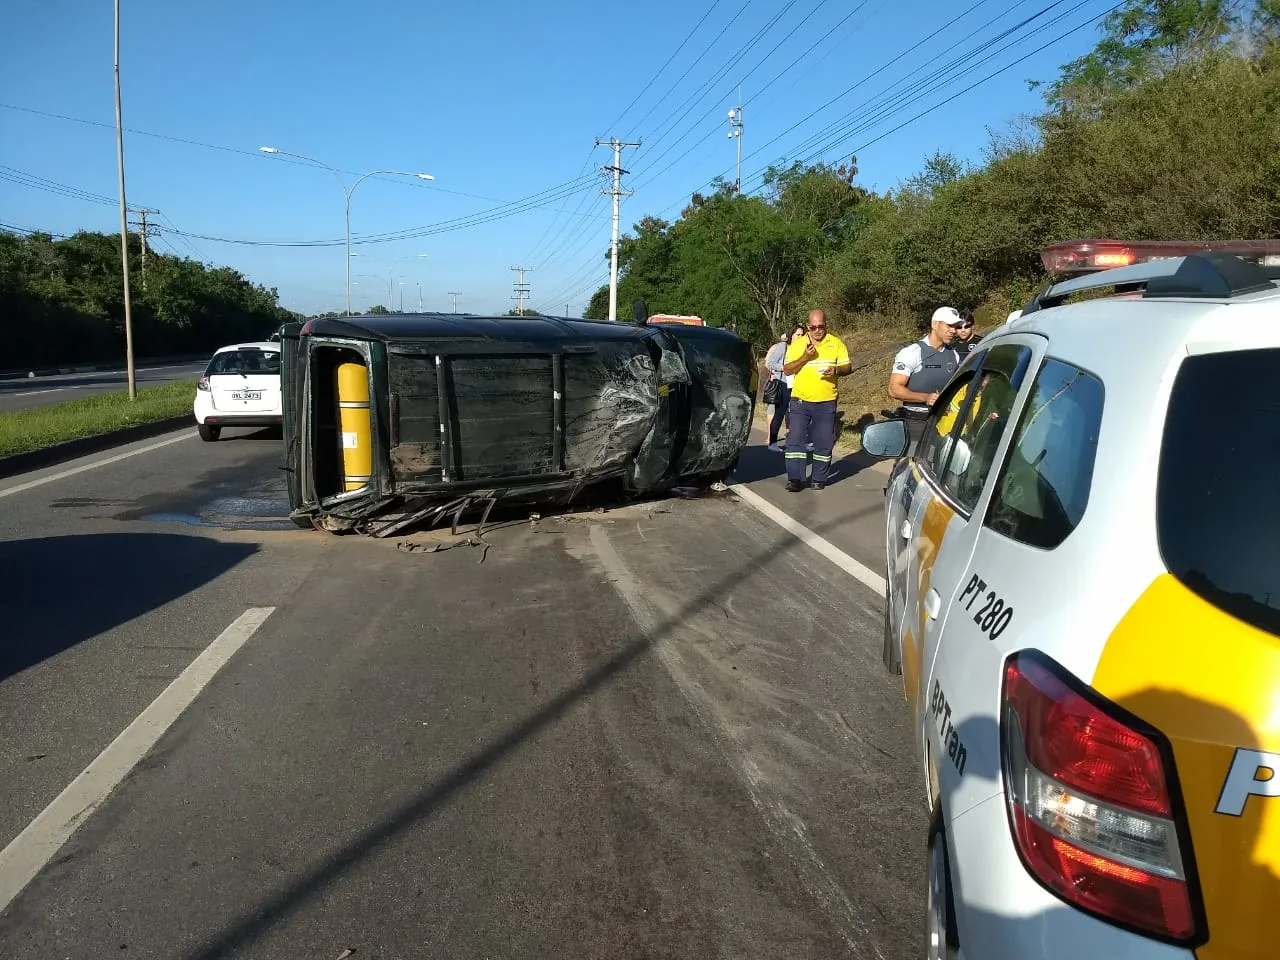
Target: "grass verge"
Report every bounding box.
[0,380,196,457]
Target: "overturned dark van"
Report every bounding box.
[278,306,758,536]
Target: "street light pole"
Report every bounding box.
[113,0,136,399]
[259,147,433,316]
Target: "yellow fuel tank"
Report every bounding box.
[337,361,372,492]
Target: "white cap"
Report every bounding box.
[931,306,963,326]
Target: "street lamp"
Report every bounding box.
[259,146,434,316]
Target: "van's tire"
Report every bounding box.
[927,808,961,960]
[198,423,221,442]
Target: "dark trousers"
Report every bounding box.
[784,398,837,484]
[768,381,791,443]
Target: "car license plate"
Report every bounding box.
[232,391,262,401]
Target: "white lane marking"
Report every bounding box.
[7,388,73,398]
[0,606,275,914]
[0,431,196,500]
[587,526,876,956]
[729,482,886,597]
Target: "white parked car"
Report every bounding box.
[193,341,283,441]
[859,239,1280,960]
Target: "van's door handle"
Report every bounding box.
[900,520,913,540]
[924,588,942,620]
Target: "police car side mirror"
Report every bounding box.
[861,419,908,459]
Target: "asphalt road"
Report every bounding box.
[0,361,210,414]
[0,424,924,959]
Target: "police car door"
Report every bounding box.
[895,357,983,738]
[910,338,1044,803]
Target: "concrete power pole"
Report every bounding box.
[113,0,136,400]
[595,138,640,323]
[130,207,160,289]
[448,291,461,313]
[511,267,530,315]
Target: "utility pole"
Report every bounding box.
[448,291,461,314]
[511,267,530,316]
[728,91,743,194]
[595,138,641,323]
[130,207,160,289]
[113,0,136,399]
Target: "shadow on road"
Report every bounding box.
[0,533,258,682]
[733,439,880,488]
[186,491,898,960]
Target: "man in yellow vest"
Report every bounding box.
[781,308,852,491]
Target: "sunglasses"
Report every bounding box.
[807,324,826,331]
[957,321,974,329]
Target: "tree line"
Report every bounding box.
[0,229,298,369]
[584,0,1280,348]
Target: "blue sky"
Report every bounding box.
[1,0,1110,317]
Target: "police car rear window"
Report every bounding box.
[1157,348,1280,637]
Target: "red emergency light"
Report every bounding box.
[1040,239,1280,276]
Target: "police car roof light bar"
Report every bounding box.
[1041,239,1280,276]
[1020,250,1278,317]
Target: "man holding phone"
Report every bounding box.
[780,308,852,491]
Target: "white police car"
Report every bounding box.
[859,240,1280,959]
[193,341,283,441]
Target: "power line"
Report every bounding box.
[0,101,510,205]
[152,173,601,248]
[771,0,1083,175]
[603,0,729,133]
[798,0,1121,172]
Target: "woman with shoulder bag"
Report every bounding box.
[764,324,802,450]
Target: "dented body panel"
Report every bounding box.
[279,312,755,535]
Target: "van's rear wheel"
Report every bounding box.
[198,423,221,442]
[927,814,960,960]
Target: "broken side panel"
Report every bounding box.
[627,331,693,492]
[668,332,754,481]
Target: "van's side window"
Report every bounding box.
[985,358,1105,550]
[935,345,1032,514]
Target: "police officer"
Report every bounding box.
[888,306,964,450]
[952,311,980,360]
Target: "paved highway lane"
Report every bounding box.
[0,428,925,959]
[0,361,209,414]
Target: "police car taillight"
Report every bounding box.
[197,376,210,391]
[1041,238,1280,276]
[1000,652,1201,944]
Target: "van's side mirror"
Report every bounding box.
[633,299,648,325]
[861,419,908,459]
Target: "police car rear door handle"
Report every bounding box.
[924,588,942,620]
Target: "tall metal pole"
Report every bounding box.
[596,138,640,324]
[728,95,743,194]
[113,0,136,399]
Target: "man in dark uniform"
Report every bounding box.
[953,312,981,360]
[887,306,965,452]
